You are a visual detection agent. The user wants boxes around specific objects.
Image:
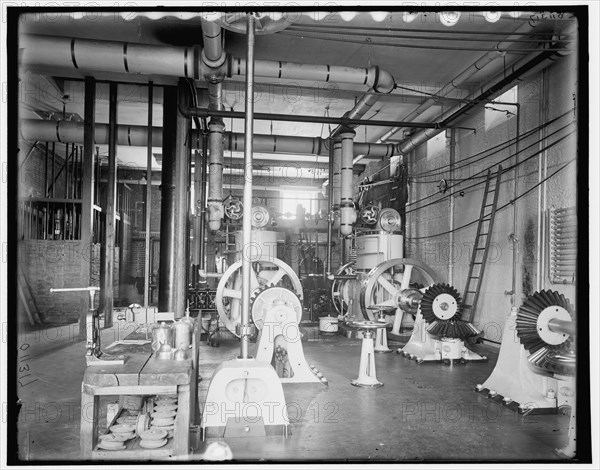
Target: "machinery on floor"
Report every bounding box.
[399,283,486,364]
[476,290,576,418]
[252,285,328,384]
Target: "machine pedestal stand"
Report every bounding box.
[347,321,387,387]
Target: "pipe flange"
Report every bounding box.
[537,306,571,346]
[251,205,270,228]
[378,208,401,233]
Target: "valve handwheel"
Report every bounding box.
[216,256,303,336]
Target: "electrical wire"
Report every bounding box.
[404,127,575,214]
[358,113,568,187]
[287,24,570,44]
[406,159,575,240]
[277,31,537,53]
[412,119,574,183]
[408,110,572,180]
[286,23,572,38]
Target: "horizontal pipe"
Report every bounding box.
[183,107,437,129]
[20,119,395,159]
[22,34,399,91]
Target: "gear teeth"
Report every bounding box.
[420,283,462,325]
[516,290,574,357]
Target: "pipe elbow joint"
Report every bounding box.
[368,66,395,94]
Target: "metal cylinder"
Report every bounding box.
[240,14,256,360]
[339,129,356,236]
[207,119,225,231]
[548,318,576,336]
[331,140,342,210]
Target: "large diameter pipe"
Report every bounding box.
[22,34,397,90]
[207,119,225,231]
[396,44,570,155]
[376,22,537,145]
[20,119,396,159]
[339,129,357,236]
[331,140,342,210]
[240,14,256,360]
[201,19,226,69]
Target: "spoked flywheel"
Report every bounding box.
[516,290,575,376]
[421,283,480,339]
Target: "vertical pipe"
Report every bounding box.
[511,104,521,306]
[158,87,177,313]
[207,118,225,230]
[339,128,356,236]
[325,140,333,276]
[158,83,191,318]
[51,142,55,197]
[199,129,209,271]
[536,69,549,291]
[44,142,48,197]
[80,76,96,339]
[240,13,256,360]
[102,82,118,328]
[448,129,456,285]
[144,82,153,308]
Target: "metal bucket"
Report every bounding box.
[319,316,339,333]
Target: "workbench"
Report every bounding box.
[79,322,200,460]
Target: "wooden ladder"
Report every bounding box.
[461,166,503,323]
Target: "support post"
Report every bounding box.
[101,82,118,328]
[80,77,95,339]
[144,82,153,308]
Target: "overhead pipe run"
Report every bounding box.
[396,37,571,156]
[20,119,397,159]
[21,33,402,92]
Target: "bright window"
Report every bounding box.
[280,191,320,218]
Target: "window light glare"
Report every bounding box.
[340,11,358,22]
[439,11,461,27]
[267,12,284,21]
[370,12,388,22]
[484,11,502,23]
[402,12,419,23]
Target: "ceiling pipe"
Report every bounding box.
[182,107,437,129]
[19,119,396,159]
[351,22,546,164]
[396,37,572,155]
[21,33,404,91]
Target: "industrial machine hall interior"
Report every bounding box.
[2,4,596,466]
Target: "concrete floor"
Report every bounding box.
[14,321,571,463]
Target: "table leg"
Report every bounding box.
[80,391,99,460]
[174,384,190,456]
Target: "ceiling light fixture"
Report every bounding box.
[439,11,461,27]
[370,12,388,22]
[483,11,502,23]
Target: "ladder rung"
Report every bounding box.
[484,203,494,207]
[469,276,480,279]
[475,247,486,251]
[463,305,473,309]
[466,290,477,293]
[473,262,483,265]
[479,232,489,236]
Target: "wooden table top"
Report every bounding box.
[83,333,193,388]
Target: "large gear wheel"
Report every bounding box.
[250,285,303,331]
[516,290,575,376]
[421,283,480,339]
